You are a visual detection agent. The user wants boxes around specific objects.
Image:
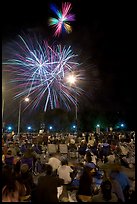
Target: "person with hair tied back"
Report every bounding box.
[92,180,118,202]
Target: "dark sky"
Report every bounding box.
[2,0,136,129]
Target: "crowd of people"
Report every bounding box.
[2,130,135,202]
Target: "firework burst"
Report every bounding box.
[49,2,75,37]
[3,35,85,112]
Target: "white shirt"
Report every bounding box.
[57,165,73,184]
[48,157,61,172]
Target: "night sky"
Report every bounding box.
[2,0,136,130]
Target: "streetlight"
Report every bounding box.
[2,86,5,133]
[96,124,100,134]
[17,97,30,136]
[2,96,5,121]
[7,126,12,132]
[66,74,78,133]
[27,126,32,130]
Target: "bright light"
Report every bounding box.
[49,126,53,130]
[96,124,100,127]
[120,123,124,127]
[67,75,76,85]
[8,126,12,131]
[73,125,76,129]
[24,97,30,102]
[27,126,32,130]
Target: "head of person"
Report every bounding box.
[70,139,75,144]
[84,163,96,176]
[49,152,59,158]
[61,158,68,166]
[7,149,12,155]
[2,180,20,202]
[2,165,13,188]
[20,164,29,174]
[45,164,53,175]
[85,151,92,163]
[101,180,112,201]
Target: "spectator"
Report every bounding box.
[110,169,131,201]
[92,180,118,202]
[20,143,27,154]
[4,149,14,167]
[48,153,61,175]
[78,140,87,156]
[57,158,73,185]
[36,164,64,202]
[2,164,13,188]
[19,163,35,195]
[68,139,77,151]
[110,175,125,202]
[2,181,20,202]
[2,179,26,202]
[77,165,93,202]
[84,151,96,170]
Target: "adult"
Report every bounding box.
[110,169,131,201]
[36,164,64,202]
[4,149,14,168]
[76,165,93,202]
[57,158,73,185]
[18,163,35,195]
[48,153,61,175]
[92,180,118,202]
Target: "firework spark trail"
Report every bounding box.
[3,35,84,112]
[49,2,75,36]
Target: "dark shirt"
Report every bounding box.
[36,175,64,202]
[78,170,93,196]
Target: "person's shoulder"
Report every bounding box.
[38,175,45,182]
[92,194,102,202]
[111,193,118,201]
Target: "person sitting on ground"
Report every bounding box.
[36,164,64,202]
[20,143,27,154]
[76,165,94,202]
[107,151,116,163]
[68,139,77,151]
[2,181,19,202]
[83,151,97,171]
[2,164,13,188]
[92,179,118,202]
[4,149,14,167]
[110,167,131,202]
[78,140,87,156]
[18,163,35,196]
[109,172,125,202]
[48,153,61,175]
[2,178,26,202]
[57,158,73,185]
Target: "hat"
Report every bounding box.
[21,164,29,173]
[85,162,96,169]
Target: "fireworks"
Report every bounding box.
[3,35,84,112]
[49,2,75,37]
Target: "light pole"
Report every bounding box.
[17,97,30,136]
[2,98,5,123]
[67,74,78,133]
[2,86,5,133]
